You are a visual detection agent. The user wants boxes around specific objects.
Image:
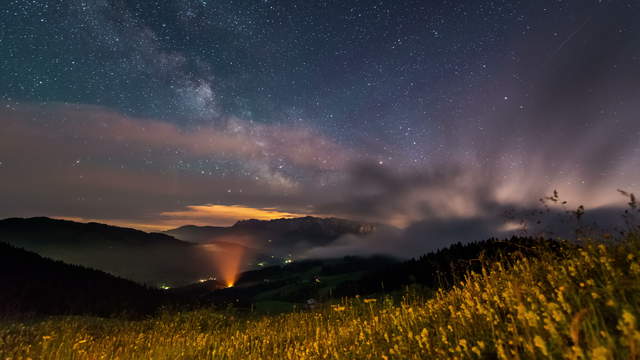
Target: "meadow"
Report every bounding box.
[1,232,639,359]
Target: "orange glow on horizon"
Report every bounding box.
[160,204,304,226]
[53,204,310,233]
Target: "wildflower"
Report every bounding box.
[569,345,585,359]
[618,310,639,338]
[471,345,482,357]
[534,335,548,356]
[622,311,636,328]
[459,338,468,350]
[590,346,611,360]
[570,309,589,345]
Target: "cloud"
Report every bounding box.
[0,102,351,227]
[56,204,303,232]
[315,8,640,231]
[160,204,303,227]
[2,99,633,250]
[0,102,351,169]
[304,200,636,260]
[319,161,521,228]
[1,2,639,259]
[309,152,638,258]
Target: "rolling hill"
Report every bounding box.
[0,241,162,316]
[0,217,217,286]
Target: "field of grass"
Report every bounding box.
[2,232,640,359]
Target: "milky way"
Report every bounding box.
[1,1,639,249]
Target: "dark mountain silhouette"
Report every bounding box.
[0,217,219,286]
[0,242,162,317]
[0,218,569,316]
[0,217,190,247]
[164,224,228,243]
[165,216,376,257]
[0,216,377,287]
[3,216,563,313]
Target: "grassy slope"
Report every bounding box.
[2,233,640,359]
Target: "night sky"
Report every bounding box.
[1,1,639,251]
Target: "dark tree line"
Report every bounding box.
[0,242,164,317]
[332,236,568,298]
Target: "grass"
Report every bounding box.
[1,232,640,359]
[252,300,297,314]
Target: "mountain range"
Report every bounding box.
[165,216,375,252]
[0,216,565,316]
[0,216,376,286]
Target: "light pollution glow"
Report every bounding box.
[160,205,304,227]
[55,204,305,232]
[199,237,252,288]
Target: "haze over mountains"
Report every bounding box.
[0,217,203,286]
[1,227,566,317]
[165,216,376,255]
[0,216,376,286]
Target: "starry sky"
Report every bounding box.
[1,1,639,243]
